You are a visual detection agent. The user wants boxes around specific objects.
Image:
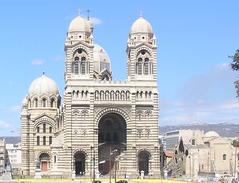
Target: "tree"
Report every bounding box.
[178,138,184,153]
[230,49,239,97]
[232,139,239,147]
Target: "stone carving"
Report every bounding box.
[136,110,143,120]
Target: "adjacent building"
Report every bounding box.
[6,142,21,173]
[162,129,204,151]
[163,129,239,179]
[0,138,6,175]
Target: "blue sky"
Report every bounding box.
[0,0,239,136]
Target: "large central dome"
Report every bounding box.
[93,44,111,74]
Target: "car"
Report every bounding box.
[116,180,128,183]
[92,181,101,183]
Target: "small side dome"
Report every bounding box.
[204,131,220,138]
[28,74,59,97]
[68,15,91,33]
[93,44,111,73]
[131,17,153,34]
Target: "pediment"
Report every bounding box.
[32,114,56,126]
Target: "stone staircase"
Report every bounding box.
[164,153,184,178]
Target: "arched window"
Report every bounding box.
[49,136,52,145]
[54,155,57,163]
[192,139,196,146]
[223,154,226,160]
[37,136,40,145]
[42,98,47,107]
[136,58,143,75]
[28,99,31,108]
[81,57,86,74]
[34,98,38,108]
[43,123,46,133]
[49,127,52,133]
[136,50,152,75]
[50,98,55,108]
[37,126,40,133]
[72,57,79,74]
[43,136,46,145]
[144,58,149,75]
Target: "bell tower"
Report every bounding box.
[64,15,94,84]
[127,16,157,82]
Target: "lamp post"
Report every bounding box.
[109,145,112,183]
[91,145,96,183]
[109,146,118,183]
[93,149,96,183]
[98,142,118,183]
[114,160,117,183]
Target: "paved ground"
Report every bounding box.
[0,172,12,181]
[0,179,192,183]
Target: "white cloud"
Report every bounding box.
[8,105,20,113]
[216,63,230,71]
[180,62,237,103]
[0,120,11,129]
[32,58,44,65]
[51,56,63,62]
[90,17,103,25]
[220,100,239,110]
[160,98,239,126]
[0,105,21,114]
[161,61,239,126]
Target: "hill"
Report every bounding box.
[160,123,239,137]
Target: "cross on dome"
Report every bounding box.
[140,10,143,17]
[87,9,90,20]
[77,8,81,16]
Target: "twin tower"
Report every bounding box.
[21,14,160,178]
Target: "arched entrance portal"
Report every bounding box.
[74,151,86,176]
[39,153,50,172]
[98,113,126,175]
[138,150,150,176]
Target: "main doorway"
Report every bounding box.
[98,113,126,175]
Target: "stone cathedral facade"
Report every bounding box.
[21,14,160,178]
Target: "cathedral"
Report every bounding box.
[21,13,160,178]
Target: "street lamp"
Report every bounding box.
[109,146,118,183]
[93,149,96,183]
[114,160,117,183]
[91,145,96,183]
